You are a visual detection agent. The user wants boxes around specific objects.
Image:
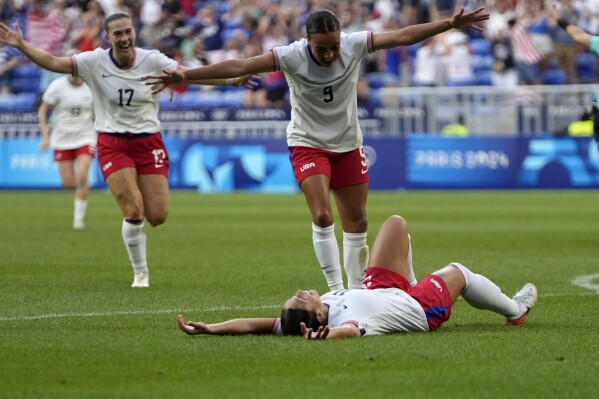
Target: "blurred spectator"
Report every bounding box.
[567,110,594,136]
[139,0,162,49]
[580,0,599,36]
[441,114,469,137]
[188,4,222,51]
[412,37,441,86]
[0,43,20,95]
[27,0,68,94]
[439,30,476,85]
[525,0,552,68]
[549,0,580,83]
[508,16,543,85]
[484,0,518,87]
[69,1,105,52]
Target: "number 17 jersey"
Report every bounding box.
[72,48,178,134]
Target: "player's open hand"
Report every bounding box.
[146,68,185,95]
[0,22,24,47]
[450,7,490,31]
[232,75,261,89]
[178,314,212,335]
[300,322,330,340]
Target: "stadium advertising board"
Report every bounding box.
[2,135,598,190]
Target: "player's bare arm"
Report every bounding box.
[300,322,360,340]
[373,7,489,50]
[0,22,72,74]
[147,52,274,94]
[178,314,277,335]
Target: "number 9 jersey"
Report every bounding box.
[71,48,178,134]
[272,31,374,153]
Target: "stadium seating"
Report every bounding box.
[576,53,597,83]
[541,69,567,85]
[366,72,399,88]
[469,38,492,56]
[9,64,41,94]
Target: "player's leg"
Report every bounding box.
[57,159,76,189]
[330,147,370,289]
[72,153,93,229]
[333,183,369,289]
[444,263,537,325]
[367,215,411,280]
[301,174,343,291]
[106,167,148,287]
[138,174,169,227]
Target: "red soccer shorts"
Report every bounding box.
[289,146,369,189]
[363,266,453,332]
[54,145,96,162]
[97,133,169,180]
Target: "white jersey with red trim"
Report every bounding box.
[322,289,428,336]
[72,47,178,134]
[42,76,96,150]
[272,31,374,152]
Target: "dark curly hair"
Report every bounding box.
[306,9,340,39]
[280,308,322,336]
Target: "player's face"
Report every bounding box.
[308,31,341,67]
[106,17,136,59]
[283,289,322,312]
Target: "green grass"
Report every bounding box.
[1,190,598,398]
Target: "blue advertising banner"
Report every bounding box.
[2,135,598,190]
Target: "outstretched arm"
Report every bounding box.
[178,314,277,336]
[147,52,274,94]
[373,7,490,50]
[0,23,72,74]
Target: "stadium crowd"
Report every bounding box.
[0,0,597,109]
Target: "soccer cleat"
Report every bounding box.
[506,283,537,326]
[73,219,85,230]
[131,272,149,288]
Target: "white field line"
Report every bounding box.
[0,305,281,322]
[2,275,598,323]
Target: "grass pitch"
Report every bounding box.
[0,190,598,398]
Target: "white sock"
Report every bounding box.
[74,198,88,223]
[312,223,344,291]
[122,219,148,274]
[343,231,369,289]
[407,234,417,286]
[451,263,520,318]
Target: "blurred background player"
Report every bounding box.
[147,7,490,292]
[38,55,96,230]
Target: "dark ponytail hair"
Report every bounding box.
[306,9,340,39]
[280,308,322,336]
[105,12,132,33]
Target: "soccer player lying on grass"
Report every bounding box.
[178,215,537,339]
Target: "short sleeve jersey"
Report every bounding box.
[272,31,374,152]
[72,48,178,134]
[42,76,96,150]
[321,289,428,336]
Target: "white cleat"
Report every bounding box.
[131,272,149,288]
[73,219,85,230]
[506,283,537,326]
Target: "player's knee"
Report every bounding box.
[385,215,408,233]
[313,210,334,227]
[146,210,168,227]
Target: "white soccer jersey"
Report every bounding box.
[322,289,428,336]
[72,48,178,134]
[273,31,374,152]
[42,76,96,150]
